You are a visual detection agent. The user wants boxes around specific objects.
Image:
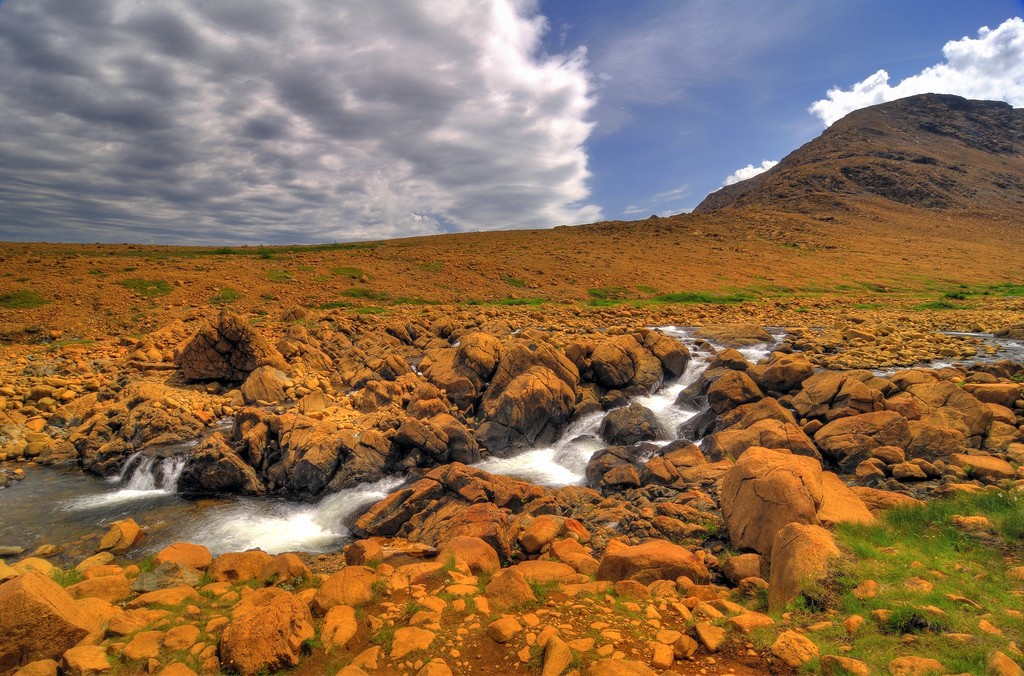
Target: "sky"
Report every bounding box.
[0,1,1022,244]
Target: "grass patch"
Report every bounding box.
[588,286,629,300]
[119,278,172,298]
[331,266,364,279]
[50,568,85,587]
[805,490,1024,674]
[266,270,292,283]
[503,276,528,288]
[653,290,752,304]
[210,287,241,305]
[417,261,444,273]
[340,288,391,301]
[0,290,49,309]
[914,299,965,311]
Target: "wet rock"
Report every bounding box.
[693,324,773,347]
[177,433,265,495]
[477,340,579,454]
[98,518,144,554]
[643,331,690,379]
[814,410,912,472]
[707,370,762,414]
[598,403,666,445]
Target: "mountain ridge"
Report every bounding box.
[695,93,1024,215]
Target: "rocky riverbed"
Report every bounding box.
[2,303,1024,675]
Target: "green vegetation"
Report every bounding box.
[49,568,85,588]
[331,266,364,279]
[503,276,528,288]
[119,278,172,298]
[417,261,444,273]
[210,287,241,305]
[340,287,390,301]
[266,270,292,283]
[914,299,965,311]
[793,490,1024,674]
[654,290,753,304]
[0,290,48,309]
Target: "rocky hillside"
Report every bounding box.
[695,94,1024,215]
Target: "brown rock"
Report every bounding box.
[720,446,823,558]
[721,553,768,585]
[693,324,772,347]
[486,616,523,643]
[582,659,658,676]
[158,664,197,676]
[821,655,870,675]
[814,410,912,471]
[322,604,358,649]
[707,370,763,414]
[949,453,1017,481]
[818,472,876,526]
[177,311,287,383]
[163,624,200,650]
[219,587,314,676]
[0,572,93,671]
[258,553,311,585]
[416,659,453,676]
[484,568,536,611]
[768,523,840,613]
[694,621,726,652]
[207,550,273,583]
[344,539,383,566]
[60,646,109,676]
[727,612,775,634]
[596,539,709,585]
[887,656,944,675]
[123,630,164,660]
[13,659,59,676]
[124,585,199,610]
[390,627,436,660]
[437,536,500,575]
[98,519,144,554]
[771,630,819,668]
[65,574,131,604]
[312,566,377,614]
[509,560,578,584]
[519,515,561,554]
[986,650,1024,676]
[154,543,213,571]
[704,418,819,462]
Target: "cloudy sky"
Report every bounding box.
[1,1,1022,244]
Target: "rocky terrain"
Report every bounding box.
[1,94,1024,676]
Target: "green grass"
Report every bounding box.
[799,490,1024,674]
[503,276,528,288]
[119,278,172,298]
[914,299,966,311]
[340,287,391,301]
[50,568,85,587]
[210,287,241,305]
[0,290,49,309]
[653,290,753,304]
[588,286,630,300]
[417,261,444,273]
[331,266,364,279]
[266,270,292,283]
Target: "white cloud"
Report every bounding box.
[723,160,778,186]
[809,17,1024,126]
[0,0,601,243]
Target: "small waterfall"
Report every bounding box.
[65,450,189,511]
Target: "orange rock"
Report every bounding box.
[124,585,199,610]
[220,587,314,676]
[257,553,310,585]
[97,519,144,554]
[484,568,536,611]
[0,572,94,672]
[582,658,658,676]
[887,656,944,675]
[311,566,377,614]
[66,575,131,604]
[518,515,561,554]
[768,523,840,613]
[508,560,578,584]
[60,645,109,676]
[597,539,709,585]
[322,605,358,649]
[436,536,500,575]
[154,543,213,571]
[207,550,273,583]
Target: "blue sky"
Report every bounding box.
[0,0,1022,244]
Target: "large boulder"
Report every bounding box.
[421,332,502,413]
[768,523,840,613]
[240,366,291,404]
[598,403,666,445]
[177,433,265,495]
[477,340,579,454]
[275,414,343,495]
[177,311,286,382]
[219,587,314,676]
[394,413,480,465]
[720,447,823,558]
[751,352,815,393]
[590,334,664,392]
[707,370,763,414]
[596,539,709,585]
[792,372,885,421]
[643,331,690,379]
[703,418,819,462]
[814,411,912,471]
[0,572,94,672]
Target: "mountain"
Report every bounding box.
[695,94,1024,215]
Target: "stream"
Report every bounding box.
[1,328,1020,562]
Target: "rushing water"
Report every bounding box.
[1,328,1019,559]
